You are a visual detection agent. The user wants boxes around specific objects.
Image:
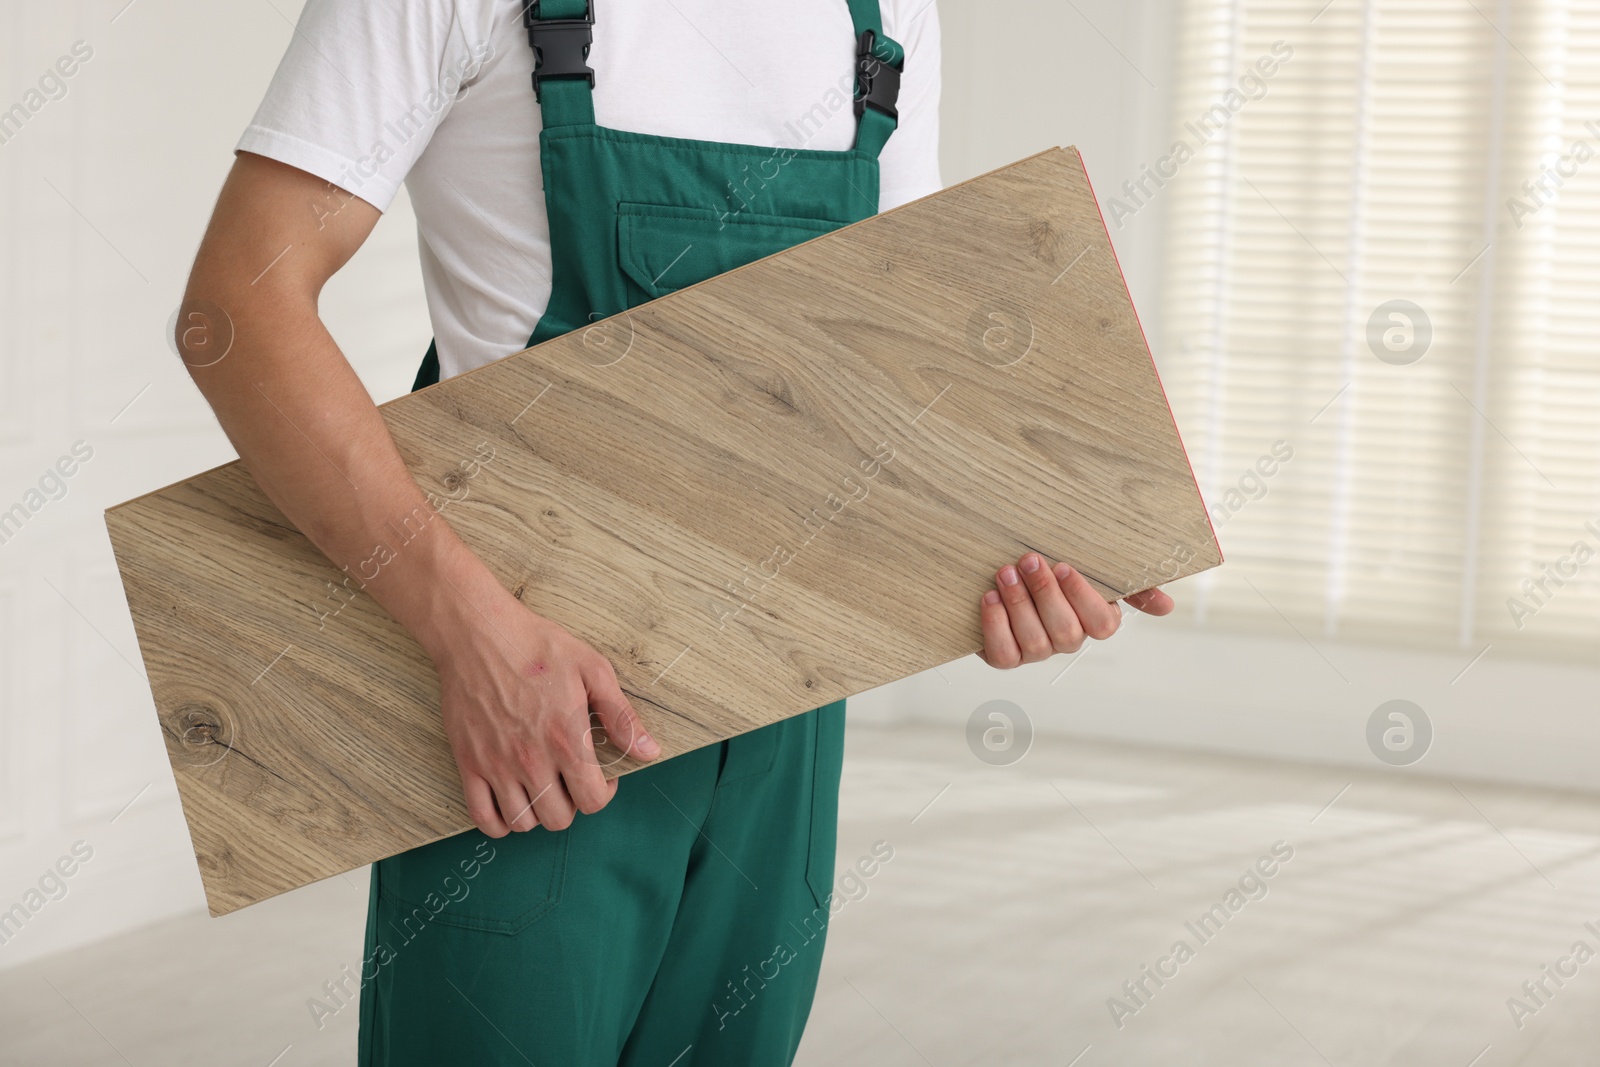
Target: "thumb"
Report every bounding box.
[583,658,662,761]
[1124,587,1176,616]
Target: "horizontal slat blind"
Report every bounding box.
[1475,3,1600,656]
[1161,0,1599,659]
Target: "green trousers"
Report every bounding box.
[370,0,905,1058]
[359,702,846,1065]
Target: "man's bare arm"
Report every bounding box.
[181,152,660,836]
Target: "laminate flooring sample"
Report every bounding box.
[106,147,1222,915]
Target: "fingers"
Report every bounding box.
[554,713,613,821]
[463,772,512,838]
[994,561,1056,664]
[980,589,1021,668]
[1016,553,1085,654]
[529,775,578,832]
[1125,586,1176,616]
[541,658,637,819]
[559,766,611,821]
[505,740,577,832]
[442,617,642,837]
[563,756,619,819]
[509,657,639,831]
[978,555,1173,673]
[495,779,541,833]
[584,658,662,762]
[1054,562,1122,640]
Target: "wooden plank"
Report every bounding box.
[106,147,1221,916]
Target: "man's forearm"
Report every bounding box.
[195,313,494,656]
[181,155,507,662]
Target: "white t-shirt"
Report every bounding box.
[238,0,943,382]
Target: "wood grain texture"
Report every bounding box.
[106,147,1221,916]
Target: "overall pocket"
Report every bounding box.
[804,700,848,909]
[376,828,569,937]
[716,717,781,786]
[617,201,847,303]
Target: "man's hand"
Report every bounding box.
[979,552,1174,668]
[429,576,660,838]
[180,153,658,839]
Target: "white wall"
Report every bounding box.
[0,0,427,969]
[851,620,1600,794]
[1,0,1592,973]
[940,0,1180,337]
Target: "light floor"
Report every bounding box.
[4,723,1599,1066]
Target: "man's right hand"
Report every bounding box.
[180,152,658,840]
[427,580,661,838]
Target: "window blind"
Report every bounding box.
[1160,0,1600,661]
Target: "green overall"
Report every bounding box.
[358,3,904,1064]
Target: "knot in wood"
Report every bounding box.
[169,702,236,768]
[173,702,231,749]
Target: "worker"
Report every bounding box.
[177,1,1175,1062]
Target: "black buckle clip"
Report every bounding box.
[524,0,595,102]
[854,30,902,120]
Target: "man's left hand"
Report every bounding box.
[979,553,1174,669]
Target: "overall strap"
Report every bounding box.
[523,0,905,156]
[844,0,905,158]
[524,0,596,128]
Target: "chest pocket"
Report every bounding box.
[617,201,848,304]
